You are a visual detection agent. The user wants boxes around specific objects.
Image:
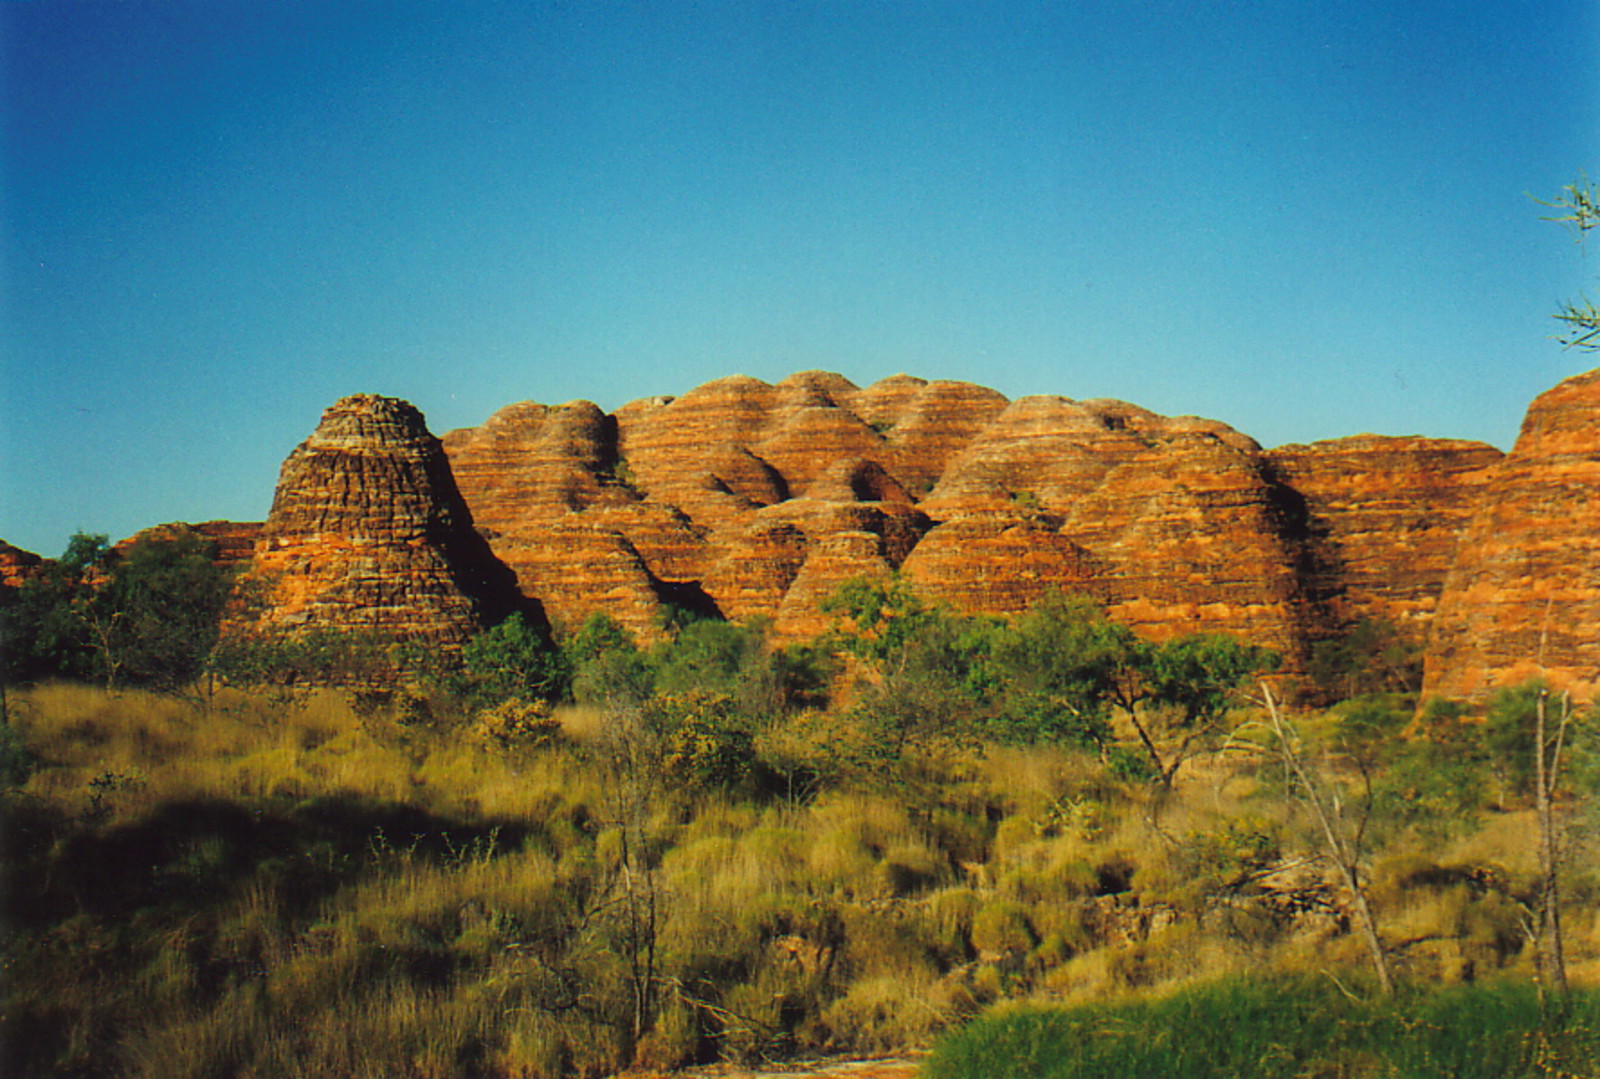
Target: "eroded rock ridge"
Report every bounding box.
[185,368,1600,700]
[437,372,1505,674]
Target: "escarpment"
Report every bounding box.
[211,368,1597,699]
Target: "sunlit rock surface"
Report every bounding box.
[1424,369,1600,701]
[230,394,520,653]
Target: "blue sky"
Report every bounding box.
[3,0,1596,557]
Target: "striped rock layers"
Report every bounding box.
[1424,369,1600,701]
[228,394,520,652]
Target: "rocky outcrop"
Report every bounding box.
[1424,369,1600,701]
[230,394,521,653]
[437,372,1546,663]
[116,520,265,572]
[920,395,1321,659]
[704,488,931,637]
[1267,437,1503,632]
[846,376,1012,495]
[0,540,44,589]
[444,372,1007,641]
[441,400,699,641]
[901,514,1106,617]
[219,369,1597,697]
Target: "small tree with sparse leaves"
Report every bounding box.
[1538,176,1600,349]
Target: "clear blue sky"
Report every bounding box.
[3,0,1596,557]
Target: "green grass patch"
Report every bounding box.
[923,977,1600,1079]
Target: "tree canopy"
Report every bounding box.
[1,531,231,689]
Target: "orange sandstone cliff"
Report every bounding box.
[1266,437,1503,631]
[442,374,1346,661]
[199,368,1596,699]
[1423,369,1600,701]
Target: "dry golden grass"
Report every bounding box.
[7,682,1598,1077]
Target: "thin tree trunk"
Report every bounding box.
[1534,689,1569,995]
[1262,684,1395,996]
[1125,709,1169,785]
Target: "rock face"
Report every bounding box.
[0,540,44,589]
[1267,438,1503,631]
[440,400,695,643]
[116,520,265,572]
[918,395,1324,659]
[1424,369,1600,701]
[443,372,1018,642]
[231,394,521,652]
[443,373,1341,658]
[900,514,1106,618]
[222,369,1597,699]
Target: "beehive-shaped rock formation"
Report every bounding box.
[919,395,1323,658]
[233,394,520,651]
[440,399,703,642]
[376,368,1593,682]
[442,373,1364,655]
[1424,369,1600,701]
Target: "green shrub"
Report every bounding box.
[470,698,562,748]
[925,978,1600,1079]
[650,691,762,795]
[461,613,568,704]
[970,899,1035,958]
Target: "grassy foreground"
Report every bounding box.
[2,682,1596,1077]
[924,977,1600,1079]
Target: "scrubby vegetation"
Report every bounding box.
[2,547,1597,1077]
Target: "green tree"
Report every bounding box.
[461,613,569,704]
[821,573,937,669]
[820,575,1002,750]
[96,531,233,688]
[656,616,833,718]
[988,592,1125,749]
[851,609,1001,752]
[1140,632,1280,784]
[567,612,639,667]
[990,593,1275,784]
[1,531,231,690]
[820,582,1273,780]
[567,614,656,708]
[0,533,106,684]
[207,627,394,688]
[651,618,758,697]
